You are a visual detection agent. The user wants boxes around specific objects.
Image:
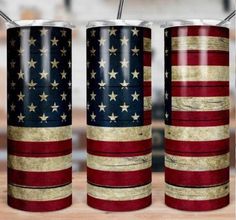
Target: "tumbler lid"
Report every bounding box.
[6,19,75,29]
[161,19,230,28]
[87,20,152,28]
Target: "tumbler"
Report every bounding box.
[7,20,73,212]
[163,19,230,211]
[86,20,152,211]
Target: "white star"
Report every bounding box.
[17,47,24,56]
[17,113,25,122]
[120,102,129,112]
[17,92,25,101]
[60,47,67,56]
[28,58,37,68]
[165,112,169,119]
[90,112,96,121]
[40,28,48,36]
[61,70,67,79]
[60,29,67,37]
[109,46,117,55]
[131,28,139,36]
[10,81,16,89]
[165,30,168,37]
[68,103,72,110]
[68,60,72,68]
[39,113,49,123]
[39,92,48,102]
[120,58,129,68]
[28,80,37,90]
[108,91,117,101]
[120,80,129,89]
[90,91,96,100]
[108,113,118,122]
[120,36,129,45]
[90,70,96,79]
[28,103,37,112]
[98,59,106,68]
[109,27,117,36]
[165,92,168,100]
[10,39,15,47]
[10,103,16,111]
[61,92,67,101]
[131,91,140,101]
[51,58,59,68]
[39,47,48,56]
[68,81,72,88]
[165,71,168,78]
[51,80,59,89]
[51,102,59,112]
[165,49,168,55]
[108,69,118,79]
[98,80,106,89]
[68,40,71,47]
[90,29,96,37]
[28,37,36,46]
[98,37,106,46]
[131,69,139,79]
[131,113,140,121]
[90,47,96,56]
[40,70,49,79]
[10,60,16,68]
[131,46,140,56]
[61,113,67,122]
[98,102,106,112]
[17,70,24,79]
[51,37,59,46]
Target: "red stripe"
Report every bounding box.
[144,110,151,125]
[8,195,72,212]
[165,149,229,156]
[171,110,229,121]
[170,26,229,38]
[172,52,229,66]
[87,194,151,211]
[165,138,229,154]
[87,138,152,154]
[169,118,229,127]
[172,86,228,97]
[8,167,72,187]
[172,81,229,87]
[8,139,72,155]
[144,82,151,96]
[144,52,151,66]
[165,167,229,186]
[143,29,151,38]
[87,167,151,187]
[165,194,229,211]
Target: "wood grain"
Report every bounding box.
[0,172,234,220]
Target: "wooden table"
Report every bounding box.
[0,173,235,220]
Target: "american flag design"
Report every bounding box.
[164,25,230,211]
[86,25,152,211]
[7,26,72,212]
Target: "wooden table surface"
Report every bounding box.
[0,172,235,220]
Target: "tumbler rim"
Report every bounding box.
[87,20,152,28]
[6,19,75,29]
[160,19,230,28]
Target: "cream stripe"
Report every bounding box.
[165,153,229,171]
[87,153,152,171]
[144,37,151,52]
[88,183,151,201]
[8,154,72,172]
[172,66,229,82]
[144,66,151,81]
[144,96,152,111]
[172,36,229,51]
[172,96,229,111]
[165,125,229,141]
[87,125,151,142]
[165,183,229,200]
[7,125,72,142]
[8,184,72,201]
